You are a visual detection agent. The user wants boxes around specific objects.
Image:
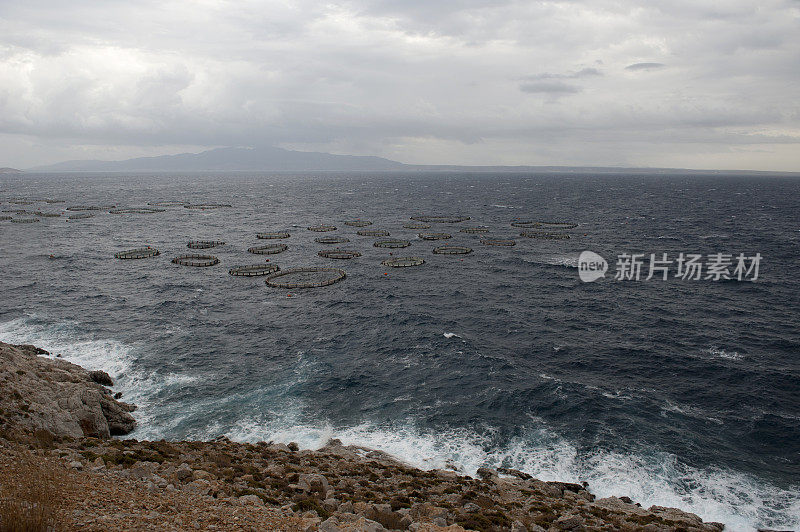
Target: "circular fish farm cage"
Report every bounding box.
[510,221,540,228]
[184,203,231,210]
[433,245,473,255]
[0,216,11,221]
[520,231,571,240]
[403,222,431,229]
[34,211,61,218]
[481,238,516,246]
[315,236,350,244]
[171,254,219,267]
[228,264,280,277]
[248,243,288,255]
[148,201,188,207]
[538,221,578,229]
[382,256,425,268]
[418,232,452,240]
[410,215,470,223]
[188,240,225,249]
[265,267,346,288]
[67,205,115,211]
[11,218,39,223]
[68,213,94,220]
[307,225,337,232]
[109,207,166,214]
[356,229,389,237]
[114,247,160,260]
[344,220,372,227]
[318,249,362,260]
[374,239,411,249]
[256,232,290,239]
[460,226,489,233]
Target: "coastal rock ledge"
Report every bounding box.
[0,341,136,440]
[0,340,733,531]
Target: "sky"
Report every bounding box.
[0,0,799,171]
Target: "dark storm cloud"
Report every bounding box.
[0,0,798,170]
[625,62,666,71]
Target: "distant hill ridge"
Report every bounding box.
[28,146,404,173]
[22,146,799,175]
[0,167,23,174]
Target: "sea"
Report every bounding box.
[0,172,798,531]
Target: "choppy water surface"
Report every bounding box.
[1,172,798,530]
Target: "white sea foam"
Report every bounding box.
[220,419,799,532]
[443,332,460,339]
[1,315,797,531]
[0,315,199,433]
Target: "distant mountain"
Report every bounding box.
[24,147,799,175]
[27,146,407,173]
[0,167,23,174]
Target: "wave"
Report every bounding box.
[2,315,798,531]
[217,417,799,532]
[0,314,199,432]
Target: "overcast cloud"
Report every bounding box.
[0,0,798,170]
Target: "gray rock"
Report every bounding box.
[319,517,342,532]
[476,467,498,480]
[239,494,264,506]
[175,463,193,481]
[89,370,113,386]
[0,341,136,439]
[553,514,584,530]
[298,473,329,498]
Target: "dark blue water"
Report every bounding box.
[1,172,798,530]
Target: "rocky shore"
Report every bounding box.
[0,340,732,531]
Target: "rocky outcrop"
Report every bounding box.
[0,340,732,531]
[0,341,136,440]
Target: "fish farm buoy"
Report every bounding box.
[228,264,280,276]
[256,232,290,239]
[265,267,346,288]
[109,207,166,214]
[307,225,337,232]
[148,201,188,207]
[344,220,373,227]
[66,205,115,211]
[248,243,288,255]
[114,248,160,259]
[0,215,12,221]
[382,256,425,267]
[34,211,61,218]
[184,203,231,210]
[315,236,350,244]
[68,213,94,220]
[460,226,489,233]
[432,245,473,255]
[357,229,389,237]
[188,240,225,249]
[318,249,361,259]
[410,215,470,223]
[418,232,452,240]
[510,221,540,228]
[171,254,219,267]
[481,238,516,246]
[403,222,431,229]
[538,221,578,229]
[10,218,39,223]
[520,231,571,240]
[374,239,411,249]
